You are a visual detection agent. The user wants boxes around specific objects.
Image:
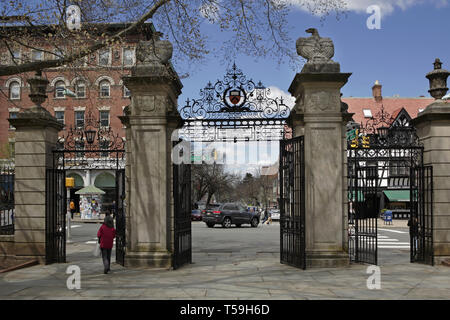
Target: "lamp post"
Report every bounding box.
[426,58,450,100]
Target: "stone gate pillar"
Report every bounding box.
[8,73,63,263]
[412,59,450,265]
[121,34,183,268]
[288,29,351,267]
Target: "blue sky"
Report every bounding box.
[177,1,450,105]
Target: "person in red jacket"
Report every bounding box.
[97,215,116,274]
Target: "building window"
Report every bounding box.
[9,81,20,100]
[9,112,18,129]
[99,80,110,98]
[123,85,130,97]
[123,48,134,66]
[53,48,65,59]
[11,50,20,64]
[55,111,65,125]
[75,80,86,98]
[99,49,110,66]
[55,80,66,98]
[75,111,85,128]
[31,50,43,62]
[75,140,85,157]
[99,110,110,127]
[363,109,372,118]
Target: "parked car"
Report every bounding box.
[270,209,280,221]
[191,209,202,221]
[202,202,260,228]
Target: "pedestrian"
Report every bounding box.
[262,210,271,225]
[97,215,116,274]
[69,200,76,219]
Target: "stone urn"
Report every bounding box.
[135,32,173,66]
[426,58,450,100]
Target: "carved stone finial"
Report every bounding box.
[426,58,450,100]
[296,28,340,73]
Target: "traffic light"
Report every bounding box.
[362,135,370,148]
[350,138,358,148]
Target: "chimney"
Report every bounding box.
[372,80,382,102]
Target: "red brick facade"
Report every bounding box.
[0,24,150,157]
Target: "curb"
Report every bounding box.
[0,259,39,274]
[71,219,103,224]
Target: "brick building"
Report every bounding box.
[0,23,154,156]
[0,23,152,215]
[343,80,435,127]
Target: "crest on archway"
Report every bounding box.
[179,64,292,142]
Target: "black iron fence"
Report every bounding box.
[0,161,15,235]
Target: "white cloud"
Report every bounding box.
[289,0,448,15]
[267,86,295,109]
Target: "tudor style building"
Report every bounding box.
[0,23,153,215]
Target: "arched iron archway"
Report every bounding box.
[178,64,292,142]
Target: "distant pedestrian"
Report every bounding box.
[262,210,271,225]
[97,215,116,274]
[70,200,75,219]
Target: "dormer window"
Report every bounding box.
[363,109,372,118]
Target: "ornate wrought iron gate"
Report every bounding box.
[410,166,434,265]
[173,157,192,270]
[349,164,378,265]
[46,150,125,265]
[0,162,15,236]
[347,106,433,265]
[115,169,126,266]
[279,136,305,269]
[45,168,66,264]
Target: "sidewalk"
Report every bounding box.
[0,241,449,300]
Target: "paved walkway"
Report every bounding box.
[1,238,449,300]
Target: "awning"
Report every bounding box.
[75,185,105,195]
[383,190,410,202]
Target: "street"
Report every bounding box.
[0,219,448,300]
[66,221,411,267]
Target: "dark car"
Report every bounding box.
[202,202,259,228]
[191,209,202,221]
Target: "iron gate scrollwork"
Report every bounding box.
[173,140,192,270]
[279,136,305,269]
[410,166,433,265]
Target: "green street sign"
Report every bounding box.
[346,129,357,141]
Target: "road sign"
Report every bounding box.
[346,129,357,141]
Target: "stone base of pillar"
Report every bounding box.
[124,251,172,269]
[306,251,350,268]
[434,256,450,266]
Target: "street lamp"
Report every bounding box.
[84,129,96,145]
[377,126,389,139]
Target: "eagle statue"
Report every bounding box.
[296,28,339,72]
